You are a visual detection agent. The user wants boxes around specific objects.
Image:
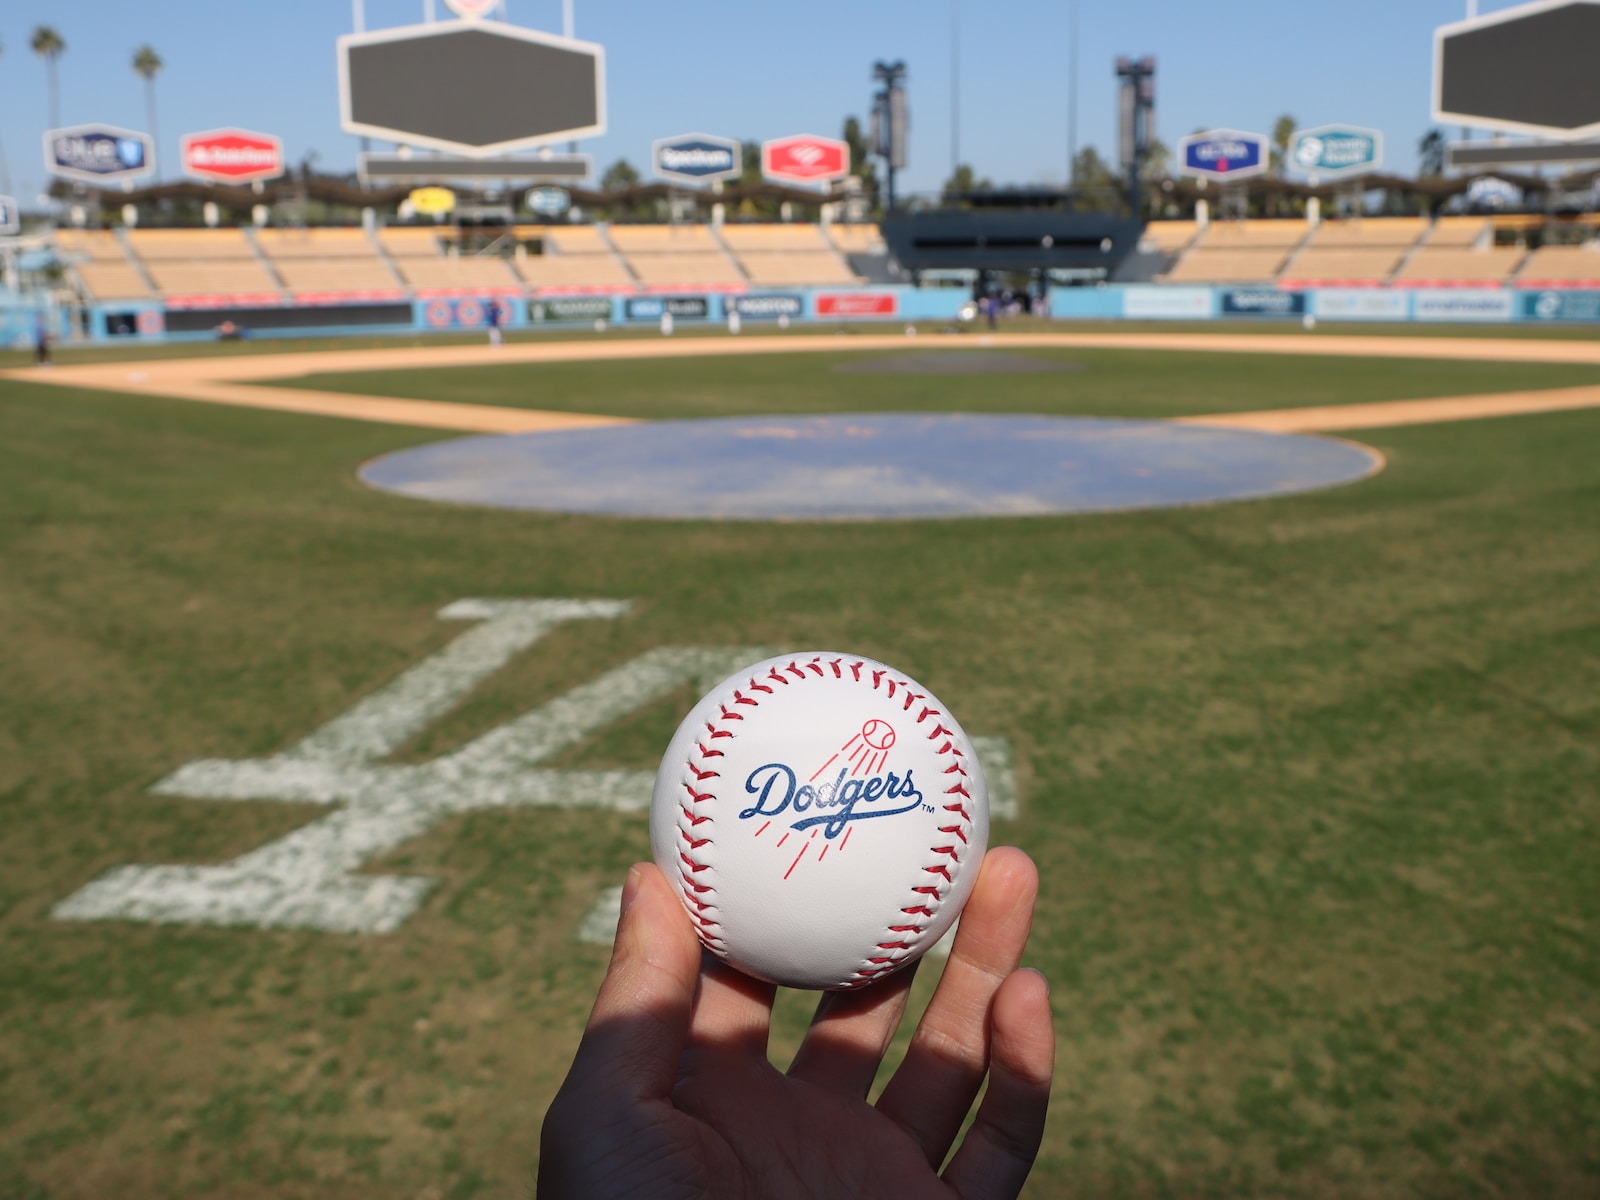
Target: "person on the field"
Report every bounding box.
[33,314,52,367]
[485,297,503,347]
[538,847,1054,1199]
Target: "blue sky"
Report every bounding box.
[0,1,1521,205]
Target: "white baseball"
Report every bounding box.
[651,652,990,991]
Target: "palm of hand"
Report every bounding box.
[540,849,1052,1200]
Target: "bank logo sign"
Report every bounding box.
[653,133,742,183]
[1178,129,1267,181]
[1292,125,1383,176]
[180,128,285,184]
[44,124,153,184]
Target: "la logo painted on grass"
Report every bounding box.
[54,599,1017,934]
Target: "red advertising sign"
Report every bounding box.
[180,128,285,183]
[815,292,898,317]
[761,134,850,184]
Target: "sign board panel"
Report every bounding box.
[0,195,19,236]
[1291,125,1383,176]
[731,294,805,319]
[1434,0,1600,138]
[1122,286,1212,318]
[1177,130,1267,181]
[526,187,571,217]
[1411,289,1516,322]
[1522,289,1600,320]
[653,133,742,183]
[181,128,285,184]
[360,153,590,182]
[762,135,850,184]
[44,124,153,184]
[530,296,614,322]
[339,21,605,157]
[624,296,709,321]
[1221,289,1306,316]
[1311,289,1411,321]
[815,291,897,317]
[409,187,457,215]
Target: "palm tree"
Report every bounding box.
[132,45,163,178]
[1269,114,1297,178]
[31,26,66,133]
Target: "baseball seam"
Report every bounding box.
[675,655,976,988]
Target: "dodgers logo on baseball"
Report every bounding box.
[651,653,989,991]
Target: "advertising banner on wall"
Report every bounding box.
[0,195,19,236]
[1220,289,1306,316]
[1521,289,1600,321]
[1311,289,1410,321]
[529,296,614,322]
[731,294,805,319]
[815,291,897,317]
[1291,126,1383,177]
[1122,286,1212,318]
[624,296,709,321]
[1411,289,1515,322]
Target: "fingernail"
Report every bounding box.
[620,864,646,914]
[1021,966,1050,995]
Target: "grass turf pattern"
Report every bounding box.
[0,344,1596,1197]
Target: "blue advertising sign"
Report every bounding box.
[1178,129,1267,181]
[0,195,19,236]
[526,187,571,217]
[44,124,153,184]
[1521,289,1600,322]
[624,295,710,321]
[1291,125,1383,176]
[731,293,804,319]
[1221,289,1306,316]
[652,133,742,183]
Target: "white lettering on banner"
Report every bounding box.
[52,599,1018,935]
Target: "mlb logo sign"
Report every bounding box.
[762,134,850,184]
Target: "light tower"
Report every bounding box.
[871,60,909,214]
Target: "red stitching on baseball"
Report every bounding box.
[849,661,863,680]
[683,783,713,803]
[925,865,953,883]
[946,783,971,799]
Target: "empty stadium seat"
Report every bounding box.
[1515,244,1600,287]
[56,230,153,302]
[256,228,405,298]
[1393,246,1525,286]
[125,229,282,300]
[1161,248,1289,283]
[721,224,860,285]
[1140,220,1200,252]
[606,224,744,287]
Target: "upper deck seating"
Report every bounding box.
[1161,248,1289,283]
[1393,246,1525,286]
[1140,220,1200,253]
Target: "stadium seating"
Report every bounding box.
[1160,220,1307,283]
[378,225,522,292]
[1199,220,1309,248]
[1515,243,1600,286]
[1425,216,1491,247]
[720,224,859,286]
[1393,246,1527,286]
[511,225,635,290]
[605,224,745,288]
[55,229,152,303]
[255,227,405,297]
[124,228,282,301]
[825,224,886,255]
[1140,220,1201,253]
[1278,217,1428,286]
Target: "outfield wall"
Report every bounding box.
[73,283,1600,345]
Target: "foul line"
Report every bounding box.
[7,331,1600,434]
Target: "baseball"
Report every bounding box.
[650,652,990,991]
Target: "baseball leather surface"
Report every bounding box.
[651,652,990,990]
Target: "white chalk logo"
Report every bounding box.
[53,599,1017,935]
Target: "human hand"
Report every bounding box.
[538,847,1054,1199]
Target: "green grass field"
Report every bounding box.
[2,335,1597,1198]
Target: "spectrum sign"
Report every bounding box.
[653,133,742,183]
[762,134,850,185]
[180,129,285,184]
